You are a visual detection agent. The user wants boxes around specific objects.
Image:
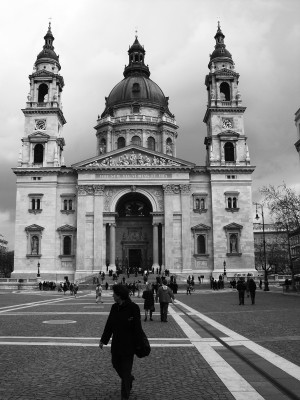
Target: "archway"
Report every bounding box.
[110,192,159,273]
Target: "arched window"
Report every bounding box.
[34,144,44,164]
[132,136,141,146]
[64,200,68,211]
[224,142,234,162]
[200,199,205,209]
[197,235,206,254]
[63,236,71,255]
[232,197,237,208]
[220,82,230,101]
[117,137,126,149]
[68,200,73,210]
[228,197,232,208]
[38,83,49,103]
[147,137,155,151]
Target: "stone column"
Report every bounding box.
[163,185,174,271]
[180,184,191,271]
[161,224,165,271]
[93,185,104,273]
[152,223,159,269]
[76,186,87,272]
[109,223,116,270]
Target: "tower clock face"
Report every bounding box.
[35,119,46,130]
[222,119,233,129]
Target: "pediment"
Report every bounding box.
[28,131,50,139]
[218,130,239,137]
[224,223,243,231]
[72,145,195,169]
[57,224,77,232]
[25,224,44,232]
[191,224,211,231]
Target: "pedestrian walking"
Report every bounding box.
[142,282,155,321]
[186,283,192,295]
[259,279,262,289]
[73,283,78,298]
[248,278,257,304]
[96,283,103,303]
[236,278,246,305]
[155,278,175,322]
[99,284,142,400]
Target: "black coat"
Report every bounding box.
[101,299,142,356]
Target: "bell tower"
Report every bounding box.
[19,23,66,168]
[203,22,250,167]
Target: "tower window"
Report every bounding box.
[60,194,76,214]
[220,82,230,101]
[225,192,239,212]
[28,194,43,214]
[132,104,140,113]
[132,136,141,146]
[147,137,155,151]
[224,142,234,162]
[117,137,126,149]
[132,83,140,93]
[33,144,44,164]
[38,83,49,103]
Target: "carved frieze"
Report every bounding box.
[77,185,105,196]
[93,185,105,195]
[86,151,180,167]
[163,184,180,194]
[180,184,191,194]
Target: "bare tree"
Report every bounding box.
[260,183,300,289]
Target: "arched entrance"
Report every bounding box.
[112,192,155,273]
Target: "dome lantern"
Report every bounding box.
[208,21,233,69]
[35,23,61,70]
[123,36,150,78]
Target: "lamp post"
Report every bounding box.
[37,262,40,278]
[223,260,226,276]
[254,202,269,291]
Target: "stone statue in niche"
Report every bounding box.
[31,236,39,255]
[166,144,173,156]
[230,234,237,253]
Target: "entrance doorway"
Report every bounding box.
[129,249,142,269]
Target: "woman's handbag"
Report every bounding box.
[134,329,151,358]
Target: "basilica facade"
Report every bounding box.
[12,23,256,282]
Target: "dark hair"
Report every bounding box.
[112,284,130,300]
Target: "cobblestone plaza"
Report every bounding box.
[0,286,299,399]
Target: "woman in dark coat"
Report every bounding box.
[100,284,142,400]
[236,278,247,305]
[142,282,155,321]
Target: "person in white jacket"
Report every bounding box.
[155,279,175,322]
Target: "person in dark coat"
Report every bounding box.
[236,278,246,305]
[248,278,257,304]
[100,284,142,400]
[142,282,155,321]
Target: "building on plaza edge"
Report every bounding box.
[12,22,256,282]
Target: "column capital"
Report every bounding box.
[93,185,105,195]
[163,184,180,194]
[180,184,191,194]
[76,185,94,196]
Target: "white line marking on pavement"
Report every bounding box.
[174,300,300,381]
[0,342,194,347]
[169,305,264,400]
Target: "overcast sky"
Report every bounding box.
[0,0,299,250]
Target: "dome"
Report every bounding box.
[36,48,59,62]
[210,46,232,61]
[106,75,168,109]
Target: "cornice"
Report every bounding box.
[203,106,246,123]
[74,165,192,172]
[22,108,66,125]
[207,166,255,174]
[12,167,76,176]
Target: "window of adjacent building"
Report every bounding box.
[33,144,44,164]
[220,82,230,101]
[38,83,49,103]
[147,137,155,151]
[224,142,235,162]
[117,137,126,149]
[132,136,141,146]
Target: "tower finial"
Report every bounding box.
[135,26,138,39]
[48,17,52,30]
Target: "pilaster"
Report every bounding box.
[180,184,191,271]
[163,184,174,270]
[93,185,105,273]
